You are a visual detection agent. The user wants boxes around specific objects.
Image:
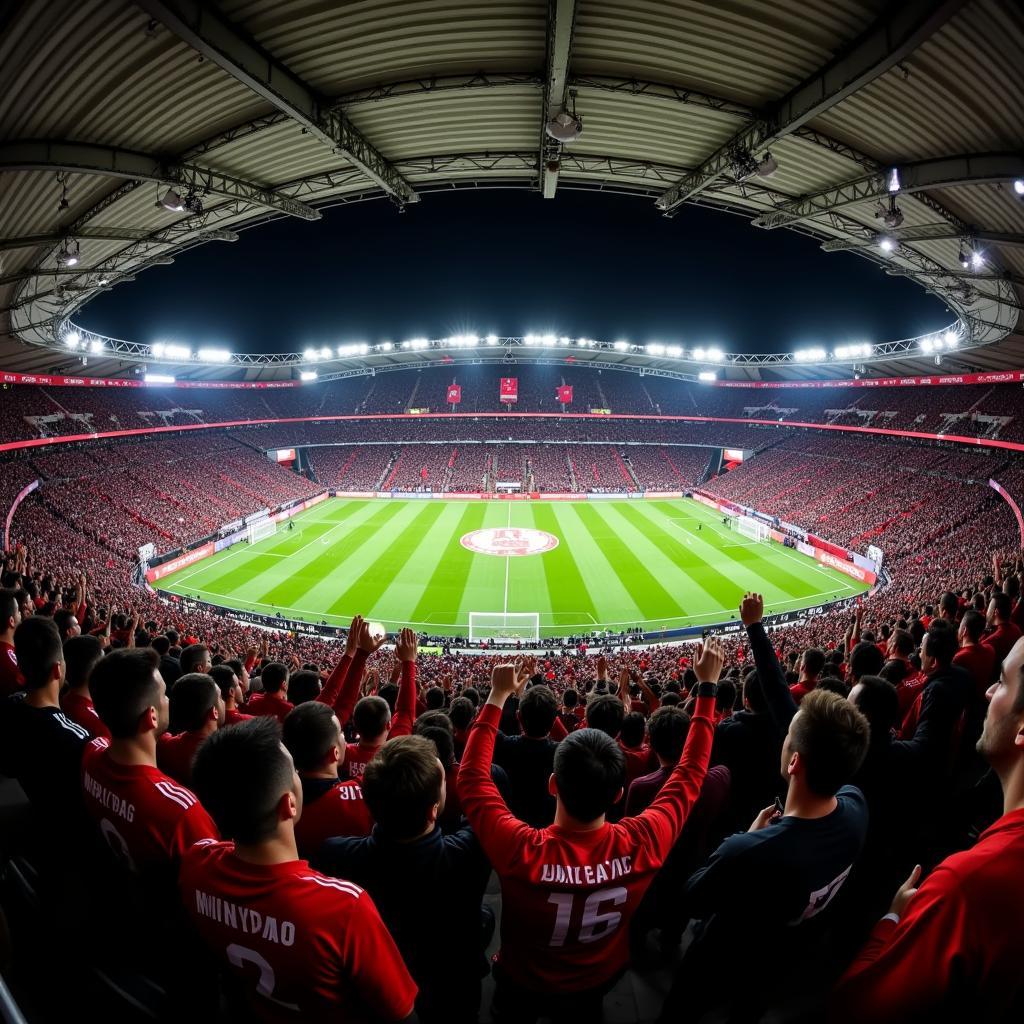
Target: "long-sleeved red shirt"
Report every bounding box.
[832,806,1024,1022]
[458,694,715,993]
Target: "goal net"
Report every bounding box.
[737,516,771,542]
[468,612,541,643]
[247,517,277,544]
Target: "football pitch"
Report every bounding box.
[157,497,867,638]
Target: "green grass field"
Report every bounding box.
[157,497,867,638]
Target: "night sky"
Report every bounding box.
[81,189,948,355]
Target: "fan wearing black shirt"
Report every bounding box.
[659,593,871,1024]
[0,616,89,862]
[492,683,559,826]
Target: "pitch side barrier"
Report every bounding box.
[5,410,1024,455]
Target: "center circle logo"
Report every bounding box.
[460,527,560,557]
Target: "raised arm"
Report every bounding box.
[457,663,535,872]
[622,638,723,864]
[333,618,385,726]
[740,592,797,733]
[318,615,361,708]
[388,628,418,738]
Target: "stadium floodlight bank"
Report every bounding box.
[469,612,541,643]
[737,516,771,542]
[247,517,277,544]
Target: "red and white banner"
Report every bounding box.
[0,371,299,389]
[556,384,573,404]
[499,377,518,403]
[813,548,877,585]
[146,542,215,582]
[446,384,462,404]
[717,370,1024,390]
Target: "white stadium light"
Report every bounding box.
[144,373,175,384]
[576,337,593,347]
[157,188,185,212]
[523,334,536,346]
[666,344,683,357]
[794,347,827,362]
[541,334,557,347]
[698,371,717,382]
[300,370,318,381]
[380,341,394,351]
[692,347,705,360]
[706,347,724,362]
[921,337,934,353]
[410,338,429,350]
[646,343,666,356]
[486,334,499,345]
[559,336,571,344]
[887,167,901,193]
[303,347,317,360]
[89,339,103,354]
[834,343,872,360]
[879,236,896,252]
[319,346,332,359]
[1014,178,1024,196]
[613,340,629,351]
[197,348,231,363]
[545,110,583,143]
[65,331,81,348]
[944,329,958,346]
[152,342,190,360]
[970,250,985,270]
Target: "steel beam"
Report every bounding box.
[0,140,319,220]
[137,0,417,205]
[0,226,238,254]
[539,0,579,198]
[656,0,968,212]
[754,153,1024,229]
[822,224,1024,252]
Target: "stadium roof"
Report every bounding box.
[1,0,1022,383]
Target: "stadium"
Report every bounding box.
[1,2,1023,1022]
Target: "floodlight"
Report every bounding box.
[944,330,958,346]
[613,340,629,351]
[319,347,332,359]
[486,334,498,345]
[303,347,317,360]
[380,341,394,351]
[698,371,716,382]
[559,336,571,344]
[545,111,583,143]
[706,347,724,362]
[756,153,778,178]
[300,370,318,381]
[666,345,683,357]
[646,343,666,356]
[970,250,985,270]
[794,347,827,362]
[692,347,705,360]
[57,239,80,266]
[1014,179,1024,196]
[920,337,934,353]
[879,236,896,252]
[65,331,81,347]
[97,277,110,285]
[157,188,185,212]
[198,348,231,363]
[887,167,901,193]
[89,339,103,354]
[145,373,175,384]
[541,334,557,347]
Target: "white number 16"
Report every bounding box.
[547,887,628,947]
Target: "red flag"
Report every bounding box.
[556,384,573,404]
[446,384,462,404]
[499,377,518,403]
[420,466,429,480]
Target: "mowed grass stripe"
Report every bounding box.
[570,503,685,622]
[410,502,488,626]
[197,500,372,594]
[528,503,599,628]
[255,501,410,607]
[549,503,643,626]
[324,501,449,619]
[454,502,518,626]
[651,500,838,599]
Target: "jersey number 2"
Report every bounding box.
[547,887,628,947]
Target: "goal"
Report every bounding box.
[737,516,771,542]
[247,517,277,544]
[468,612,541,643]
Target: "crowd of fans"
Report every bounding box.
[5,369,1022,445]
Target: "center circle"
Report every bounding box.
[460,527,560,557]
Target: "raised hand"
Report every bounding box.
[345,615,364,657]
[356,618,387,654]
[694,635,726,683]
[889,864,922,919]
[395,627,418,663]
[596,654,608,681]
[739,592,764,627]
[489,663,519,703]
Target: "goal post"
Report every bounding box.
[247,517,277,544]
[468,612,541,643]
[737,516,771,542]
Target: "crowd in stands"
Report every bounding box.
[5,368,1023,446]
[2,553,1023,1020]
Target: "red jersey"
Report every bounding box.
[179,840,417,1023]
[983,622,1023,666]
[81,738,218,875]
[342,662,417,778]
[953,644,997,698]
[0,640,23,697]
[619,741,654,789]
[247,692,294,724]
[60,690,110,739]
[833,807,1024,1022]
[458,695,715,992]
[157,730,207,785]
[342,741,382,780]
[226,707,254,726]
[294,779,372,859]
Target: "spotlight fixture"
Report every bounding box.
[57,239,80,266]
[794,347,827,363]
[157,188,185,212]
[886,167,901,193]
[698,371,717,382]
[183,191,204,215]
[486,334,499,345]
[56,171,70,212]
[875,196,903,228]
[728,147,759,180]
[755,152,778,178]
[1014,179,1024,196]
[65,331,81,348]
[970,250,985,271]
[958,240,970,269]
[300,370,318,381]
[878,236,896,252]
[545,110,583,143]
[97,277,109,286]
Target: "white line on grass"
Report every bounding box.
[502,501,512,616]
